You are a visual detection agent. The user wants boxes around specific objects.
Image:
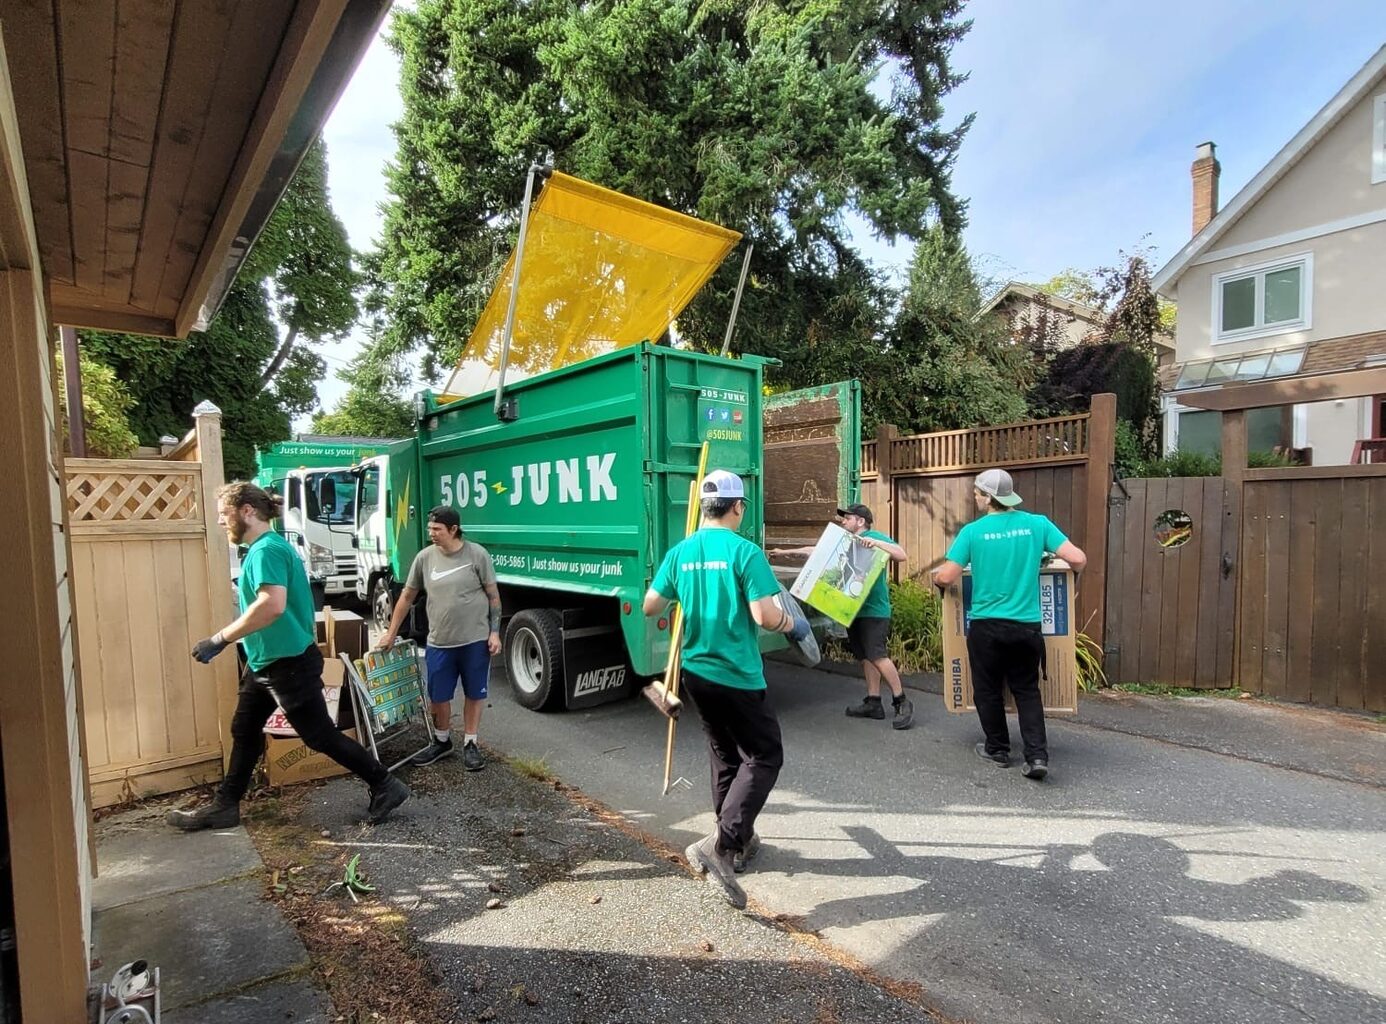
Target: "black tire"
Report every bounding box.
[370,576,394,634]
[504,609,564,711]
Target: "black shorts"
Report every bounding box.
[847,615,891,661]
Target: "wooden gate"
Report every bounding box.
[861,396,1116,644]
[65,408,238,805]
[1239,469,1386,709]
[1104,477,1236,687]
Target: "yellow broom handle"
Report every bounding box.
[661,443,711,792]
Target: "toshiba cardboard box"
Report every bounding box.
[941,560,1078,715]
[262,607,367,786]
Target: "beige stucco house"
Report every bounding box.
[1154,44,1386,465]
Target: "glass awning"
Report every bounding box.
[1173,347,1306,390]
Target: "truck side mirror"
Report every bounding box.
[318,478,336,514]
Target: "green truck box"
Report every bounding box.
[352,349,860,711]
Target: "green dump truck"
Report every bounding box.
[352,349,860,711]
[253,437,399,601]
[352,165,861,710]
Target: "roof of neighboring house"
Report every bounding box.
[979,280,1175,352]
[1160,329,1386,391]
[977,281,1106,323]
[1152,43,1386,297]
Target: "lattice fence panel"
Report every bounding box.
[66,468,201,524]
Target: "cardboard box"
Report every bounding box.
[265,729,361,786]
[316,607,367,661]
[259,608,368,786]
[789,523,890,626]
[941,561,1077,715]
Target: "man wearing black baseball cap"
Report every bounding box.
[779,503,913,728]
[835,504,912,728]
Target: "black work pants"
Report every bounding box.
[220,643,389,801]
[682,670,784,854]
[966,618,1048,761]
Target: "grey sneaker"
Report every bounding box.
[975,741,1010,767]
[846,697,885,720]
[732,832,761,874]
[167,796,239,832]
[408,738,453,767]
[685,834,747,909]
[891,696,914,730]
[462,741,485,772]
[1022,758,1049,781]
[367,775,411,823]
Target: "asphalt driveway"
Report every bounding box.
[479,660,1386,1024]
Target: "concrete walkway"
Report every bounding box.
[90,805,333,1023]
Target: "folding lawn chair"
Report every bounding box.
[339,640,433,772]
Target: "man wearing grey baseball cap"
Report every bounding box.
[931,468,1087,780]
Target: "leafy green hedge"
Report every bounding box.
[823,578,944,673]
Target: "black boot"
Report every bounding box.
[167,795,240,832]
[367,775,411,823]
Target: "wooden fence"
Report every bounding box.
[1240,469,1386,710]
[861,396,1116,644]
[1104,477,1236,689]
[67,406,238,806]
[1103,467,1386,712]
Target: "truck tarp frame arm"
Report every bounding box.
[494,157,554,419]
[718,242,754,358]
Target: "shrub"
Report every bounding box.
[1136,448,1222,478]
[886,578,943,673]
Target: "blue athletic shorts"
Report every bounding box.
[425,640,490,703]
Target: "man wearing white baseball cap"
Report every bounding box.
[931,468,1087,780]
[643,469,811,908]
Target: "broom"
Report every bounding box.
[641,443,710,793]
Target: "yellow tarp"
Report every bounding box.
[443,171,743,397]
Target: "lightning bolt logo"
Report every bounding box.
[393,471,411,547]
[491,480,507,495]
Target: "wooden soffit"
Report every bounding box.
[1176,366,1386,411]
[1,0,389,339]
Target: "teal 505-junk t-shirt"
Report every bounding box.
[857,529,895,619]
[238,531,317,670]
[652,527,781,690]
[944,510,1068,623]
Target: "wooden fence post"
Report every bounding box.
[193,402,238,771]
[1221,409,1247,690]
[876,422,899,581]
[1082,393,1117,647]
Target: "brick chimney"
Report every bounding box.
[1191,141,1220,236]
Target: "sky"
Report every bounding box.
[308,0,1386,422]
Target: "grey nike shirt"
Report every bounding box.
[405,541,497,648]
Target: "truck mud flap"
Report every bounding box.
[562,624,638,710]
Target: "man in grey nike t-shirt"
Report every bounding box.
[379,506,501,770]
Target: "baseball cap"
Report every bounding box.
[427,505,461,528]
[836,503,873,524]
[974,469,1023,507]
[701,469,745,499]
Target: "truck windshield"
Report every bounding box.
[306,470,356,525]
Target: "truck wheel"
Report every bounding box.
[371,577,394,634]
[505,609,564,711]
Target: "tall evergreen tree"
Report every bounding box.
[363,0,974,392]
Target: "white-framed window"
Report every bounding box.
[1373,93,1386,185]
[1211,252,1312,343]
